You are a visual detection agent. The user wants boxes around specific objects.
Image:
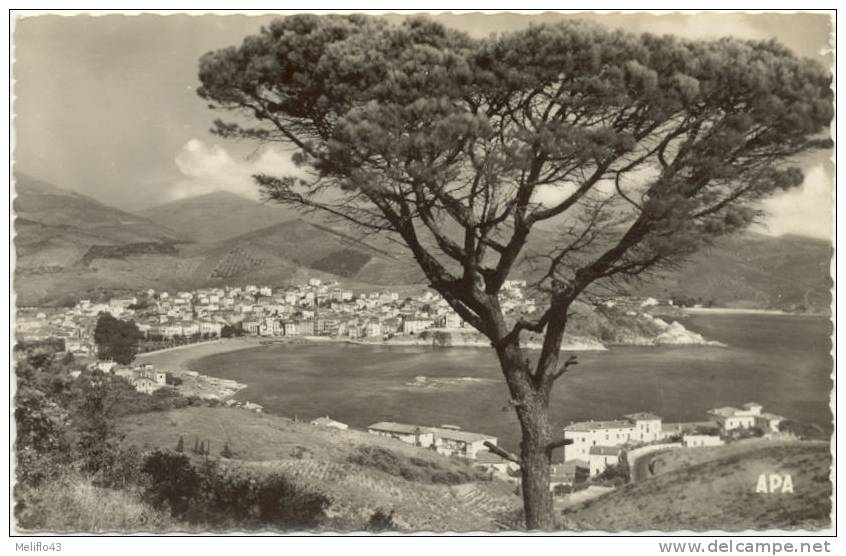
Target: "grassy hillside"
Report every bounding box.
[117,407,521,531]
[562,440,831,531]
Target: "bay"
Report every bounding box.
[189,314,833,451]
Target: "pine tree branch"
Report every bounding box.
[483,441,521,465]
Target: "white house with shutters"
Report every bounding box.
[562,412,663,462]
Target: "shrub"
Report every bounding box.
[15,473,178,532]
[88,443,145,490]
[778,419,826,440]
[592,458,631,487]
[366,509,399,532]
[141,450,202,517]
[140,450,329,530]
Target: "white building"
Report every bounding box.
[108,297,137,313]
[563,412,662,461]
[367,422,435,448]
[365,320,383,337]
[403,318,433,335]
[588,445,622,477]
[437,311,464,329]
[623,412,662,441]
[708,402,762,431]
[757,412,786,433]
[427,426,498,460]
[549,461,588,490]
[199,321,223,336]
[94,360,117,373]
[682,434,725,448]
[475,451,520,475]
[311,416,349,430]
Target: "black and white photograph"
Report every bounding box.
[8,7,836,538]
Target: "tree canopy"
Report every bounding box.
[93,313,142,365]
[197,15,832,528]
[199,15,830,347]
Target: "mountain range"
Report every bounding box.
[12,173,833,312]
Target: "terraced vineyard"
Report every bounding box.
[240,459,520,531]
[209,247,264,279]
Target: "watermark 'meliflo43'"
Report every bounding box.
[756,474,794,494]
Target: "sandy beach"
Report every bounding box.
[682,307,792,316]
[137,337,270,372]
[137,337,273,400]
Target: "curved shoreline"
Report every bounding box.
[681,307,827,316]
[137,338,268,400]
[137,337,268,371]
[137,320,737,377]
[138,328,720,401]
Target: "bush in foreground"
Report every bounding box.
[16,473,179,532]
[142,449,329,530]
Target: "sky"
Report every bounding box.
[12,11,834,239]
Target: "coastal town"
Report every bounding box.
[15,277,698,404]
[15,278,542,357]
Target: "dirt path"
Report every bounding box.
[629,448,674,483]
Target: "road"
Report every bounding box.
[629,448,673,483]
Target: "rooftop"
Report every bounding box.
[367,422,429,435]
[564,420,633,432]
[589,445,622,456]
[624,412,662,421]
[428,427,496,443]
[311,416,345,426]
[759,412,784,421]
[709,406,742,418]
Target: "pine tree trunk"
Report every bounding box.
[495,341,556,530]
[517,400,554,529]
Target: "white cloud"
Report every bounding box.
[168,139,301,201]
[757,164,833,240]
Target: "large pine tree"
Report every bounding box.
[197,15,832,528]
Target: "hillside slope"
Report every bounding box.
[13,174,186,305]
[137,191,298,243]
[561,440,831,531]
[12,175,832,313]
[13,173,178,244]
[118,407,520,531]
[631,234,832,312]
[11,177,421,305]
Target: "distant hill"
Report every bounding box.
[136,191,298,243]
[11,175,833,312]
[628,233,833,312]
[12,176,425,305]
[13,173,184,305]
[14,173,179,245]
